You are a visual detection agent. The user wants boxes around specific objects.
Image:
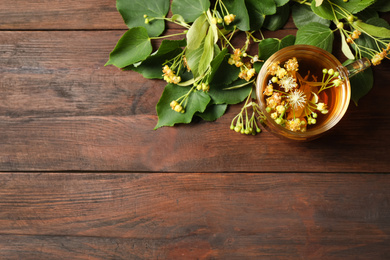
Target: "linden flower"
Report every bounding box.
[288,89,307,110]
[285,118,302,132]
[284,57,299,72]
[268,62,280,75]
[224,14,236,25]
[371,50,387,66]
[170,100,184,113]
[317,102,329,114]
[170,100,178,109]
[162,65,181,84]
[239,68,256,81]
[352,29,361,40]
[276,105,286,114]
[264,84,273,96]
[275,67,287,79]
[183,55,191,72]
[279,75,298,92]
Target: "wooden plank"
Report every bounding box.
[0,172,389,259]
[0,30,389,172]
[0,0,298,31]
[0,0,126,30]
[0,114,389,172]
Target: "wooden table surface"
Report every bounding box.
[1,1,390,259]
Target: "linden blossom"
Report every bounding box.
[107,0,390,132]
[263,57,340,133]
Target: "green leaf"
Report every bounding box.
[292,4,331,29]
[155,85,211,129]
[245,0,277,30]
[117,0,169,37]
[372,0,390,12]
[126,39,186,79]
[210,57,240,87]
[209,78,252,105]
[186,46,204,78]
[223,0,251,31]
[207,10,219,44]
[208,48,229,84]
[196,103,228,121]
[356,7,378,21]
[187,14,208,50]
[105,27,152,68]
[353,18,390,57]
[171,0,210,23]
[295,22,334,53]
[258,35,296,60]
[199,28,215,76]
[274,0,289,7]
[331,0,376,14]
[343,60,373,106]
[263,4,290,31]
[315,0,324,6]
[354,19,390,38]
[152,39,187,56]
[364,17,390,29]
[310,0,334,20]
[340,32,355,60]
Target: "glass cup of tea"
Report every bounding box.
[256,44,370,141]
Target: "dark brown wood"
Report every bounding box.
[0,0,126,30]
[0,30,389,172]
[1,172,390,259]
[1,0,390,259]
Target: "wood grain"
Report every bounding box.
[0,0,126,30]
[0,30,389,172]
[0,172,389,259]
[1,1,390,258]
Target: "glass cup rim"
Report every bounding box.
[255,44,351,141]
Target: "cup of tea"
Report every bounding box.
[256,44,370,141]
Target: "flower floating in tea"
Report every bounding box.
[263,57,344,133]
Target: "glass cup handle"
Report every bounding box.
[344,57,371,78]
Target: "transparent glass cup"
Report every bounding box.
[256,45,370,141]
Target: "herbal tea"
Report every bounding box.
[261,55,346,133]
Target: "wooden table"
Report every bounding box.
[1,1,389,259]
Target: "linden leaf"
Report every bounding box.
[331,0,376,14]
[340,33,355,60]
[354,20,390,38]
[210,56,240,88]
[155,84,211,129]
[274,0,289,7]
[263,4,290,31]
[105,27,152,68]
[117,0,169,37]
[343,60,373,106]
[198,28,215,77]
[208,48,229,84]
[127,39,186,79]
[372,0,390,12]
[315,0,324,7]
[196,103,228,121]
[187,14,208,50]
[295,22,334,53]
[223,0,251,31]
[171,0,210,23]
[209,78,252,105]
[353,18,390,57]
[292,4,330,29]
[310,0,334,20]
[186,46,204,77]
[258,35,296,60]
[245,0,277,30]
